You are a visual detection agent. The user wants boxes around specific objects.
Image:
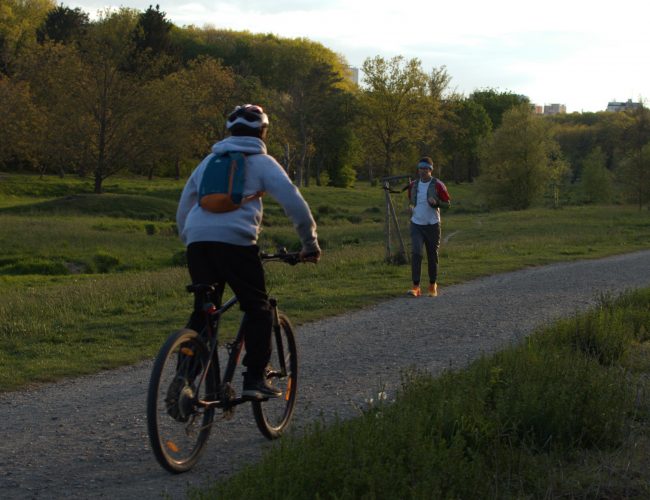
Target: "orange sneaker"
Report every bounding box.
[427,283,438,297]
[406,286,421,297]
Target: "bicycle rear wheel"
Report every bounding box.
[147,328,215,473]
[252,313,298,439]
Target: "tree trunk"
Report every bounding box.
[283,143,293,180]
[94,171,103,194]
[304,156,311,187]
[174,157,180,180]
[384,148,392,177]
[295,161,303,187]
[315,158,322,186]
[296,133,310,187]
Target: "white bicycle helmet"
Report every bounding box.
[226,104,269,130]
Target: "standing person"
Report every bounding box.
[406,156,451,297]
[176,104,321,399]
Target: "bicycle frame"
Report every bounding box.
[193,292,287,412]
[187,249,300,412]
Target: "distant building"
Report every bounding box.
[532,104,544,114]
[606,99,642,112]
[345,66,359,85]
[543,103,566,115]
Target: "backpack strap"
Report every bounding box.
[238,153,264,204]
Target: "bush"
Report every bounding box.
[171,250,186,267]
[328,164,356,188]
[580,147,613,204]
[0,258,69,275]
[93,252,121,273]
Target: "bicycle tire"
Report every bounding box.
[147,328,215,473]
[252,313,298,439]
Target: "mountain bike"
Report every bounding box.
[146,250,301,473]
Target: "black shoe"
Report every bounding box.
[242,375,282,400]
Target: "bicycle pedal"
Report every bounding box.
[241,394,269,402]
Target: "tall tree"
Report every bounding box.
[68,9,157,192]
[313,89,360,187]
[127,4,178,77]
[478,104,559,209]
[416,66,453,166]
[155,55,237,179]
[618,103,650,209]
[0,76,46,169]
[283,58,346,186]
[469,88,528,130]
[360,55,430,176]
[0,0,54,75]
[14,40,87,177]
[439,97,491,183]
[36,4,88,44]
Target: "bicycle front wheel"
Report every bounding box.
[252,313,298,439]
[147,328,215,473]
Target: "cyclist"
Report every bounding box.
[176,104,321,399]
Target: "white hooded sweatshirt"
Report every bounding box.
[176,136,319,253]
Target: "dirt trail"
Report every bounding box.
[2,250,650,499]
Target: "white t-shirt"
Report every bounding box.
[410,180,440,225]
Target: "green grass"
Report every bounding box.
[192,288,650,499]
[0,173,649,391]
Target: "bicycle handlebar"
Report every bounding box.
[260,248,309,265]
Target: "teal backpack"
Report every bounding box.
[198,152,263,213]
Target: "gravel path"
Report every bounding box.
[2,250,650,499]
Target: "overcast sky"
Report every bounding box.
[65,0,649,113]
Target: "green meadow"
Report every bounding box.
[1,173,649,390]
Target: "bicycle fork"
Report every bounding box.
[270,298,288,377]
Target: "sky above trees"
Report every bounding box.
[63,0,648,113]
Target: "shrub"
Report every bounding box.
[580,147,613,204]
[93,252,121,273]
[0,258,69,275]
[171,250,186,267]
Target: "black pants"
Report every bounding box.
[410,222,441,285]
[186,241,272,378]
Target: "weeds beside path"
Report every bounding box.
[1,250,650,499]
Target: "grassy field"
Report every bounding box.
[0,173,649,390]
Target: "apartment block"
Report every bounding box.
[543,103,566,115]
[606,99,641,112]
